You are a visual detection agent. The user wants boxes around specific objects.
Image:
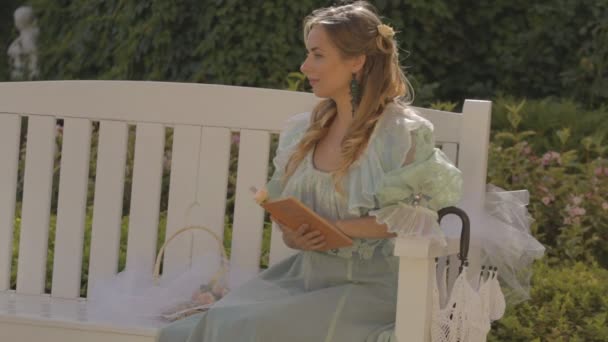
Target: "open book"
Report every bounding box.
[251,187,353,250]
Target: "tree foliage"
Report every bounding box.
[1,0,605,107]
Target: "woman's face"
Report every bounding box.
[300,25,359,100]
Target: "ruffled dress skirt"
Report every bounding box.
[158,245,399,342]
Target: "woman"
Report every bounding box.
[159,1,462,341]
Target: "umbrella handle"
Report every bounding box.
[437,206,470,274]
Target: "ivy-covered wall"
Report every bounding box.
[1,0,606,107]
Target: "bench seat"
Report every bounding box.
[0,291,160,342]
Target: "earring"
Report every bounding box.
[350,73,360,118]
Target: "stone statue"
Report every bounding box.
[7,6,39,80]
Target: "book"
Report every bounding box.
[251,187,353,250]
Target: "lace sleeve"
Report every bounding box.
[369,125,463,245]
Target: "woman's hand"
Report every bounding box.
[270,216,327,251]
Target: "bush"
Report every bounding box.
[489,261,608,342]
[491,96,608,154]
[487,98,607,267]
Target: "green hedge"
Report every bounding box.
[2,0,605,107]
[489,261,608,341]
[490,96,608,159]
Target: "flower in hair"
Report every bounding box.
[377,24,395,39]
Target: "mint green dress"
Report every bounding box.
[158,102,463,342]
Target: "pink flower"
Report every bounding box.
[541,153,552,166]
[523,146,532,155]
[541,151,562,166]
[571,196,583,205]
[563,217,572,225]
[542,197,551,205]
[595,166,608,176]
[567,206,586,217]
[602,202,608,210]
[551,152,562,165]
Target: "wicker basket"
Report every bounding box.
[153,225,229,321]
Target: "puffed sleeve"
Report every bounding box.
[265,112,311,200]
[368,110,463,245]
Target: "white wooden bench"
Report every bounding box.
[0,81,491,342]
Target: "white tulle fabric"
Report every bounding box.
[430,183,543,341]
[478,185,546,303]
[87,254,236,326]
[369,203,445,244]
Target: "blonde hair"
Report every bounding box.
[282,1,413,195]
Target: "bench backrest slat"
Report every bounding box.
[230,130,272,285]
[17,116,56,295]
[125,123,166,273]
[0,114,21,291]
[87,121,129,295]
[51,118,92,298]
[163,126,231,275]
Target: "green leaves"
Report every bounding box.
[492,95,608,158]
[286,72,307,91]
[556,128,571,147]
[505,99,526,131]
[429,101,457,111]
